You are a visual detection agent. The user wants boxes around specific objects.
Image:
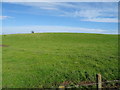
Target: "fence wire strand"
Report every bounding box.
[78,80,120,86]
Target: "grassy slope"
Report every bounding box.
[2,33,118,88]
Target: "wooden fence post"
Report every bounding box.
[59,85,65,90]
[96,74,102,90]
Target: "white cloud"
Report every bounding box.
[62,5,118,23]
[82,18,118,23]
[0,16,8,20]
[2,25,117,34]
[0,16,13,20]
[74,10,101,18]
[1,2,117,24]
[73,9,118,23]
[4,2,118,23]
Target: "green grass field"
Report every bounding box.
[2,33,118,88]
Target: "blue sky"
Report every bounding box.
[0,2,118,34]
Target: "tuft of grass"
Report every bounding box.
[2,33,118,88]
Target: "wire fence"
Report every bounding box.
[59,74,120,89]
[78,80,120,86]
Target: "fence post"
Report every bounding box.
[59,85,65,90]
[96,74,102,90]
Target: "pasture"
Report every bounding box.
[2,33,118,88]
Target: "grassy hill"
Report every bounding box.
[2,33,118,88]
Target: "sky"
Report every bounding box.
[0,2,118,34]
